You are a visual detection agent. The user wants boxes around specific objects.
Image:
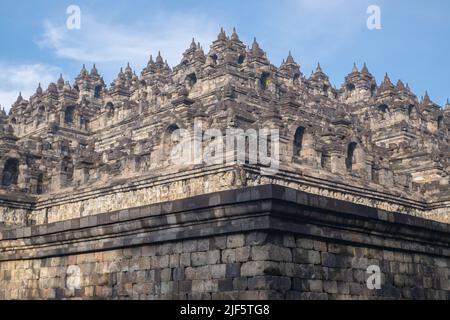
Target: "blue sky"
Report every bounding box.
[0,0,449,111]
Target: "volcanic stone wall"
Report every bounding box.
[0,185,449,300]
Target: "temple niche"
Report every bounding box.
[1,158,19,187]
[292,126,317,166]
[0,29,449,226]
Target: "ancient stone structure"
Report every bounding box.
[0,29,449,300]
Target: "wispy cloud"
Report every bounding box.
[0,63,61,112]
[260,0,369,68]
[36,12,218,68]
[34,0,367,78]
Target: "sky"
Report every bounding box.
[0,0,449,111]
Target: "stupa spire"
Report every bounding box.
[286,51,295,64]
[217,27,227,41]
[231,27,240,41]
[316,63,323,73]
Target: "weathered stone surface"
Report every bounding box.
[1,25,450,303]
[0,31,449,231]
[0,185,450,300]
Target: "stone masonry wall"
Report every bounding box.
[4,163,449,229]
[1,231,448,300]
[0,185,449,300]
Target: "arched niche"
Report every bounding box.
[260,72,271,90]
[36,173,44,194]
[293,126,315,163]
[185,73,197,89]
[94,85,103,99]
[437,116,444,131]
[346,83,355,92]
[105,102,115,118]
[2,158,19,187]
[377,104,390,120]
[346,142,359,171]
[64,106,76,124]
[163,124,182,160]
[320,150,331,170]
[36,106,46,125]
[293,127,305,158]
[210,54,218,65]
[238,54,246,65]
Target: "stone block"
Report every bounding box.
[161,281,178,295]
[180,253,191,267]
[313,241,328,252]
[197,239,210,252]
[252,244,292,262]
[192,280,205,293]
[172,267,185,281]
[211,264,226,279]
[191,252,207,267]
[221,249,236,264]
[227,235,245,249]
[321,253,337,268]
[245,232,268,246]
[218,279,233,292]
[169,254,180,268]
[337,282,350,295]
[233,277,248,290]
[196,266,212,280]
[179,281,192,293]
[158,255,170,269]
[212,292,239,300]
[235,247,251,262]
[226,263,241,278]
[207,250,221,265]
[185,267,196,280]
[248,276,291,291]
[283,235,296,248]
[241,261,281,277]
[308,280,323,293]
[323,281,338,294]
[296,238,314,250]
[161,268,172,282]
[183,240,198,253]
[209,236,227,250]
[293,248,321,265]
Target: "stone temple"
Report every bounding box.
[0,29,449,300]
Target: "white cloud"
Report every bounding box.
[34,1,365,79]
[37,12,219,68]
[0,63,61,112]
[1,11,220,112]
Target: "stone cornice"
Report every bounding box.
[1,185,449,262]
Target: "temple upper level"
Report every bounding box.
[0,29,449,210]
